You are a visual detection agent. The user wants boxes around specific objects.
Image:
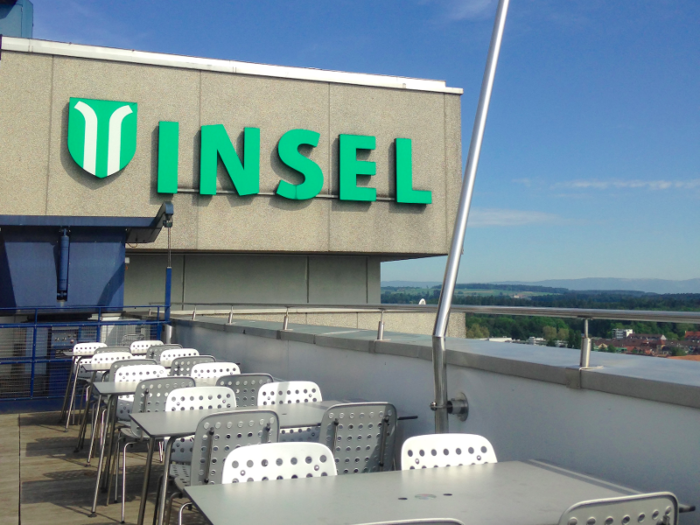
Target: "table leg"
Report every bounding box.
[65,359,84,430]
[137,437,155,525]
[155,438,174,525]
[101,395,118,493]
[76,386,94,452]
[90,395,113,517]
[59,356,77,423]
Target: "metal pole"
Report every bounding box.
[580,318,591,368]
[431,0,511,434]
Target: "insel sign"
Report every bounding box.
[68,97,431,205]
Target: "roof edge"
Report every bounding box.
[1,37,464,95]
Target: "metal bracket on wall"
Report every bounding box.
[446,391,469,421]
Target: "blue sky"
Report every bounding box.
[31,0,700,283]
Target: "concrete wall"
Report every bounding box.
[0,46,462,257]
[124,253,382,306]
[173,320,700,525]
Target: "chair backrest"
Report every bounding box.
[113,364,167,383]
[147,343,182,359]
[105,358,156,381]
[189,410,279,486]
[165,386,237,411]
[130,340,163,355]
[72,342,107,355]
[401,434,497,470]
[169,355,216,376]
[94,346,131,354]
[319,402,397,475]
[257,381,322,406]
[558,493,678,525]
[159,348,199,367]
[216,373,274,407]
[86,351,132,370]
[191,362,241,383]
[128,376,196,437]
[221,442,337,483]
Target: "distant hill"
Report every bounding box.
[496,278,700,294]
[382,280,442,288]
[382,278,700,294]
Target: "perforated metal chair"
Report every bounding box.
[167,410,280,525]
[221,442,337,483]
[159,348,199,367]
[401,434,497,470]
[169,355,216,376]
[190,361,241,385]
[216,373,274,407]
[129,339,163,355]
[318,402,397,474]
[149,343,183,362]
[114,376,196,523]
[258,381,323,441]
[558,493,678,525]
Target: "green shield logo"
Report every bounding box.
[68,97,138,178]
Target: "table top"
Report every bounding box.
[131,401,338,439]
[92,381,140,396]
[185,460,637,525]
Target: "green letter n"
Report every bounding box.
[200,125,260,196]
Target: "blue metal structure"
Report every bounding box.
[0,304,166,413]
[0,202,173,309]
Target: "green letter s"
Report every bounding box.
[276,129,324,200]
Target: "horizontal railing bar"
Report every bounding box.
[164,301,700,325]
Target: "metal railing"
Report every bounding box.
[0,305,166,404]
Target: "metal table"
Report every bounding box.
[186,460,639,525]
[131,400,341,525]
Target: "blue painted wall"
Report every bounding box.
[0,0,33,38]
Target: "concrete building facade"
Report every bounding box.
[0,38,463,306]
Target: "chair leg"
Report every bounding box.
[159,441,164,463]
[152,474,163,525]
[87,406,104,466]
[164,490,182,525]
[121,441,135,523]
[178,502,193,525]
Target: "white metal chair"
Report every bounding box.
[129,339,163,355]
[258,381,323,441]
[159,348,199,368]
[401,434,497,470]
[169,355,216,376]
[190,361,241,385]
[149,343,184,362]
[257,380,322,405]
[216,373,274,407]
[221,442,337,483]
[558,493,678,525]
[318,402,397,474]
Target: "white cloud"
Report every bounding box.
[553,179,700,191]
[468,208,561,227]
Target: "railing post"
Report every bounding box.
[580,318,591,368]
[191,305,197,320]
[29,324,37,399]
[282,307,290,331]
[227,306,234,324]
[376,310,385,341]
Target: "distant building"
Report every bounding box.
[684,331,700,342]
[527,337,547,346]
[612,328,634,339]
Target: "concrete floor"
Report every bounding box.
[0,411,205,525]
